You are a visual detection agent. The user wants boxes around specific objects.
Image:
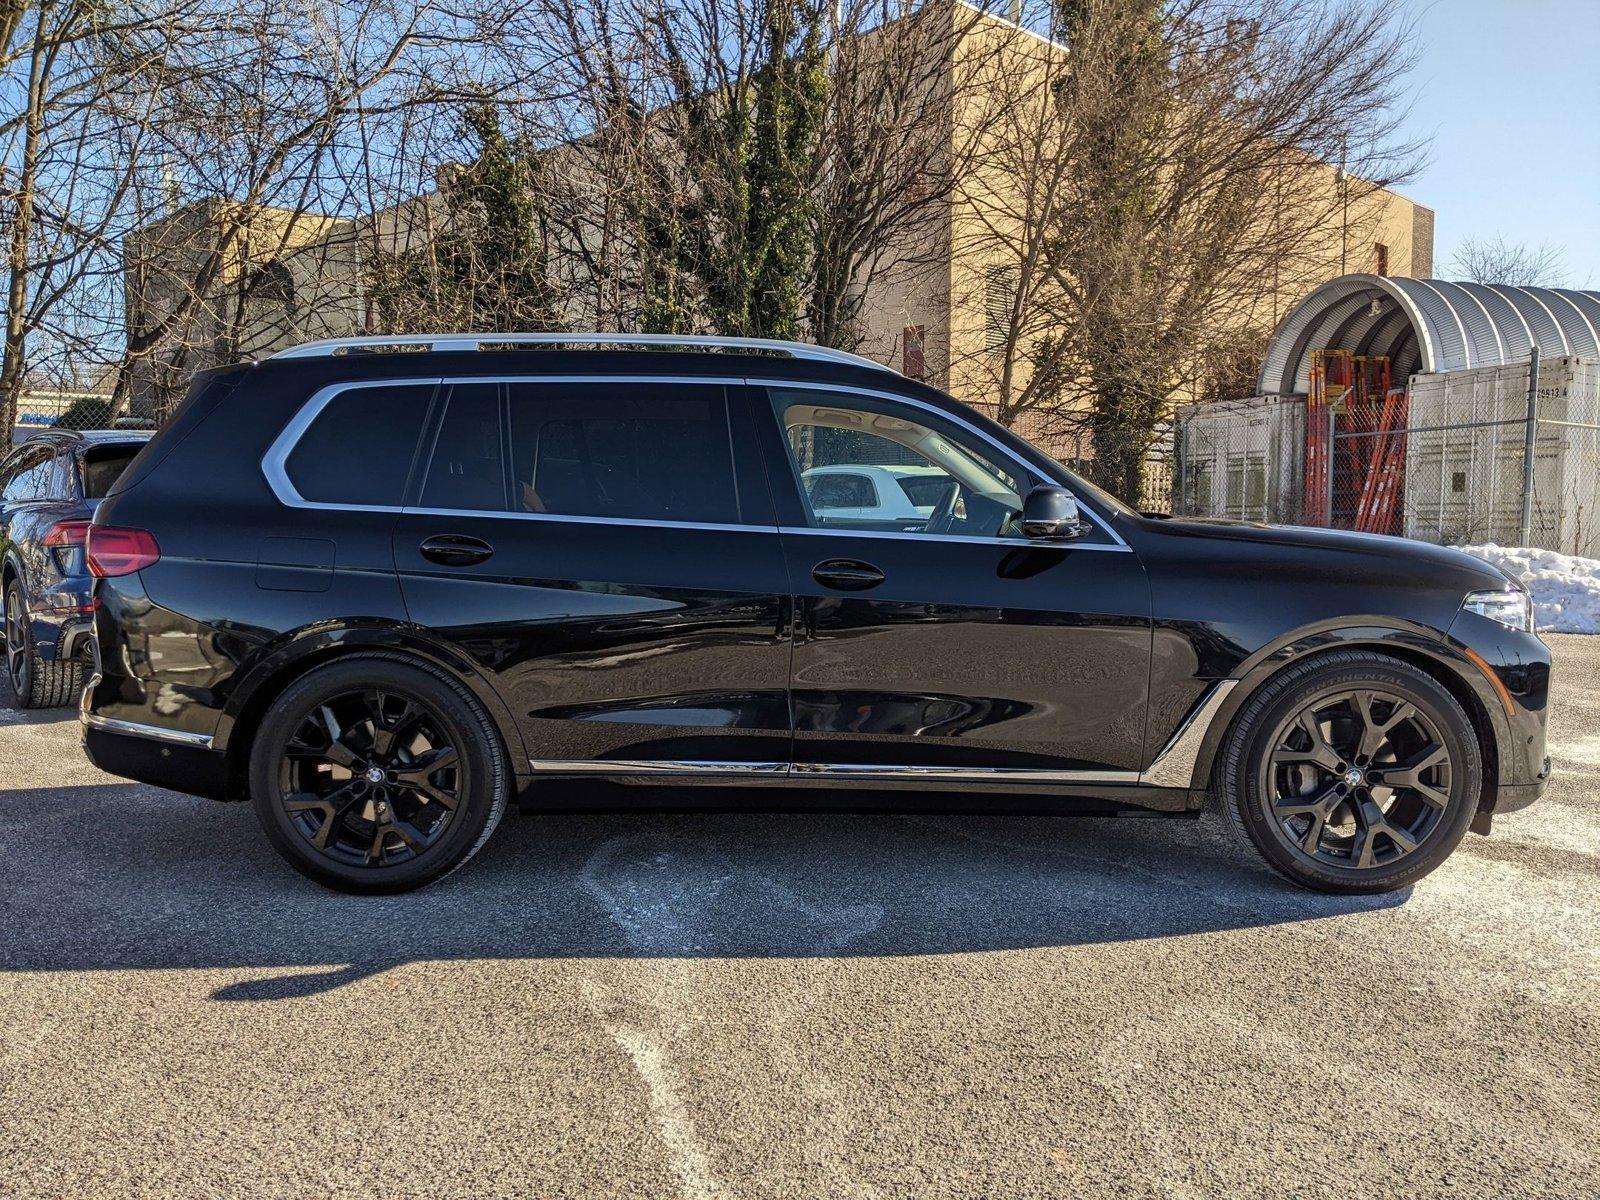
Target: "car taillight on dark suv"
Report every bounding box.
[42,518,92,575]
[85,526,160,578]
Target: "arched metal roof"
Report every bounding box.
[1257,274,1600,396]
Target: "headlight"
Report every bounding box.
[1461,589,1533,632]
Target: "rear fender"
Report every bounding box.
[213,620,531,784]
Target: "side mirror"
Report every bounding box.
[1020,486,1082,541]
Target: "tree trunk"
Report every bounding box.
[0,6,49,436]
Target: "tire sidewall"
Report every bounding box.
[5,580,32,700]
[249,657,505,893]
[1229,657,1482,894]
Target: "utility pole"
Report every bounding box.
[1519,344,1541,545]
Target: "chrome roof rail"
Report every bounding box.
[269,332,896,373]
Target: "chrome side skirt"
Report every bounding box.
[789,762,1140,784]
[528,759,1138,785]
[528,759,788,778]
[527,680,1240,791]
[81,710,216,750]
[77,683,1238,786]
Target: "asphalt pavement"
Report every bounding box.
[1,639,1596,1198]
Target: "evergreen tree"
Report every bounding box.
[368,103,563,333]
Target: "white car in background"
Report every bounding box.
[801,464,955,529]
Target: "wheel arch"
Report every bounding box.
[1189,622,1506,821]
[214,622,529,801]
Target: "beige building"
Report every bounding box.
[125,2,1433,463]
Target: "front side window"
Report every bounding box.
[774,389,1027,539]
[282,384,433,506]
[508,382,742,525]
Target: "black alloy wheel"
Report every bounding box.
[1219,650,1482,894]
[250,656,508,893]
[279,687,464,867]
[1260,688,1451,870]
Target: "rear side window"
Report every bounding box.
[507,382,741,524]
[420,385,505,512]
[81,446,143,498]
[806,473,877,508]
[283,384,432,506]
[1,447,51,501]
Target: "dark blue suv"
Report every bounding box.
[1,430,149,707]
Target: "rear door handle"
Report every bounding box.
[419,534,494,567]
[811,558,885,591]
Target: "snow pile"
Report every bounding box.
[1457,544,1600,634]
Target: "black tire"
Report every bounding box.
[249,655,509,894]
[1215,650,1482,894]
[4,578,83,709]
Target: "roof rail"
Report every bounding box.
[269,332,896,374]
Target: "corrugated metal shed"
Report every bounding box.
[1257,273,1600,395]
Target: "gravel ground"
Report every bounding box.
[1,640,1596,1199]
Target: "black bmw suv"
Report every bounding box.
[81,334,1551,895]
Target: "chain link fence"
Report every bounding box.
[11,389,168,444]
[1165,356,1600,558]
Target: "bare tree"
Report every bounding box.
[805,0,995,354]
[0,0,212,429]
[117,0,518,411]
[1451,235,1566,288]
[950,0,1424,501]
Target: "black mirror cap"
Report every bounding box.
[1020,485,1082,540]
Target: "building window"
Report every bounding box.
[985,265,1018,354]
[903,325,925,381]
[1373,242,1389,277]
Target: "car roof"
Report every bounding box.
[15,428,152,449]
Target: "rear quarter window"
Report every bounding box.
[282,384,433,506]
[80,446,144,498]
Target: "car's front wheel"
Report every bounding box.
[1217,650,1482,894]
[249,655,509,894]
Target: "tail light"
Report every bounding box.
[43,519,92,574]
[86,526,161,578]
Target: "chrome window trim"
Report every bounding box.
[773,525,1128,551]
[262,376,444,512]
[81,710,216,750]
[259,373,1132,551]
[1137,679,1238,788]
[759,378,1129,550]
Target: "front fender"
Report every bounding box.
[1183,619,1515,797]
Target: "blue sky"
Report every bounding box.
[1398,0,1600,286]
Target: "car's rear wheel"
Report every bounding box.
[1217,650,1482,894]
[249,656,509,894]
[4,579,82,709]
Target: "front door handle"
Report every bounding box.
[812,558,885,591]
[419,533,494,567]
